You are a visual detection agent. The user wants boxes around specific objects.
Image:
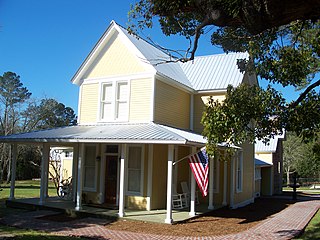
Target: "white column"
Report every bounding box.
[118,144,127,217]
[75,143,84,210]
[146,144,153,211]
[165,145,174,224]
[222,159,228,206]
[39,143,50,205]
[189,146,197,216]
[9,143,17,200]
[230,155,235,208]
[72,144,79,202]
[208,155,214,210]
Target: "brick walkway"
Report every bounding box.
[1,199,319,240]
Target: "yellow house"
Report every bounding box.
[3,20,258,223]
[49,147,73,181]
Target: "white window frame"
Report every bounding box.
[126,144,144,196]
[236,150,243,193]
[99,79,130,122]
[83,144,98,192]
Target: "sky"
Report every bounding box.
[0,0,305,115]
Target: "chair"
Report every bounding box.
[172,184,188,209]
[181,181,199,205]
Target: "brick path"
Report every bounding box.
[1,199,319,240]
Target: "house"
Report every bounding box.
[2,20,258,223]
[255,133,286,196]
[49,147,73,182]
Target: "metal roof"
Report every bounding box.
[0,122,206,146]
[255,133,285,153]
[179,53,249,91]
[255,158,272,167]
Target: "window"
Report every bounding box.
[236,151,243,192]
[100,81,129,121]
[84,145,97,191]
[255,168,261,180]
[127,146,143,194]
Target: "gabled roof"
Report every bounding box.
[255,132,286,153]
[255,158,272,167]
[71,20,249,92]
[0,122,206,146]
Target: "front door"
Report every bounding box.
[105,155,118,204]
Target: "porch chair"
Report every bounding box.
[181,181,199,205]
[172,184,188,209]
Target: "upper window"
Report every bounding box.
[100,81,129,121]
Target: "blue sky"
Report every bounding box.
[0,0,304,115]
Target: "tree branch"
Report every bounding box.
[290,79,320,108]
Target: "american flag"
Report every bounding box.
[188,147,209,197]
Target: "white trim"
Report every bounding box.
[213,157,220,193]
[196,89,227,94]
[208,155,214,210]
[77,85,83,124]
[9,143,17,200]
[222,160,227,206]
[165,145,174,224]
[230,155,235,208]
[156,74,194,93]
[76,143,84,210]
[231,197,255,209]
[119,143,127,217]
[146,144,153,211]
[189,146,197,216]
[150,76,155,122]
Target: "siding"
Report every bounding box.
[79,83,99,124]
[129,78,152,122]
[154,80,190,129]
[86,33,146,79]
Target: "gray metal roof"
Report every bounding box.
[255,158,272,167]
[0,122,206,146]
[180,52,249,91]
[255,133,285,153]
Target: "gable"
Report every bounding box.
[84,32,148,79]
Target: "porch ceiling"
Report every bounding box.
[0,122,206,146]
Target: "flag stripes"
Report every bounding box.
[188,147,209,197]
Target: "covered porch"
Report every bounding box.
[0,122,219,224]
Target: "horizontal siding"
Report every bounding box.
[129,78,152,122]
[79,83,99,124]
[86,33,146,79]
[154,80,190,129]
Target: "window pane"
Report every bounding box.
[116,102,128,119]
[84,166,95,188]
[128,169,140,192]
[102,84,113,101]
[102,103,112,120]
[128,147,141,169]
[117,82,128,100]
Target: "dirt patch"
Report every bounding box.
[37,213,84,222]
[105,198,294,237]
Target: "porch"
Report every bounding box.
[5,197,214,223]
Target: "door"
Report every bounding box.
[105,155,118,204]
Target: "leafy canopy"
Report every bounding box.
[130,0,320,154]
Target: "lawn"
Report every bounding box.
[295,210,320,240]
[0,180,57,200]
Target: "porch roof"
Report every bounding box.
[0,122,206,146]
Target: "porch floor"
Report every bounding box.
[6,197,215,224]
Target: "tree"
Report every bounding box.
[130,1,320,154]
[0,72,31,182]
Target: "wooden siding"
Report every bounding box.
[79,83,99,124]
[86,33,146,79]
[154,80,190,129]
[129,78,152,122]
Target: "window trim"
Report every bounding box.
[98,79,130,122]
[126,144,144,196]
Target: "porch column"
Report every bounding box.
[118,144,127,217]
[189,147,196,216]
[9,143,17,200]
[40,143,50,205]
[72,144,79,202]
[146,144,153,211]
[165,145,174,224]
[76,143,84,210]
[222,159,228,206]
[208,155,214,210]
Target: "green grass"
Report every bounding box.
[0,180,57,200]
[295,210,320,240]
